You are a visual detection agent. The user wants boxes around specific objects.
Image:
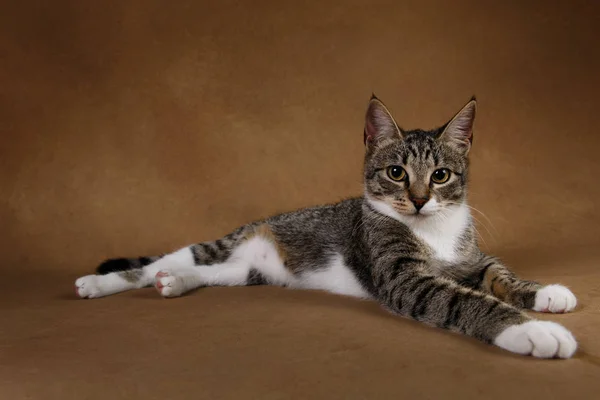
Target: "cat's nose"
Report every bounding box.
[410,197,429,211]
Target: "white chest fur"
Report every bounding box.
[366,196,471,263]
[406,206,470,262]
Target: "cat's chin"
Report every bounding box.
[400,208,450,221]
[402,211,435,219]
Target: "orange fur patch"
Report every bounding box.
[245,224,288,263]
[484,268,508,300]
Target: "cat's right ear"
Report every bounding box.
[364,94,402,146]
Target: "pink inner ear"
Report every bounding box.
[363,129,372,145]
[446,104,475,144]
[365,118,376,136]
[459,104,475,138]
[364,119,377,144]
[455,119,473,139]
[364,99,399,143]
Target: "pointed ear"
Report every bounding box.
[364,94,402,146]
[438,97,477,154]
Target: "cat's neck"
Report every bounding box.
[364,194,472,263]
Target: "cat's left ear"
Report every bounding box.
[437,97,477,154]
[364,94,402,146]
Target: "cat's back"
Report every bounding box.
[265,197,363,265]
[267,197,362,238]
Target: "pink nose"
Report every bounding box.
[410,197,429,211]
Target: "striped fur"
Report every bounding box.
[76,95,577,358]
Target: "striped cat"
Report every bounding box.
[76,95,578,358]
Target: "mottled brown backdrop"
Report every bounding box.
[1,1,599,399]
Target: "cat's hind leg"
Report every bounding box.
[76,246,196,298]
[154,231,295,298]
[76,223,295,299]
[76,226,251,299]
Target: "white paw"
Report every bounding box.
[155,270,186,298]
[494,321,577,358]
[75,275,102,299]
[533,284,577,313]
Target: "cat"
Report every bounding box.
[76,95,578,358]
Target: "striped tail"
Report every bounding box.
[95,225,253,275]
[96,255,165,275]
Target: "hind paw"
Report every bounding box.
[75,275,102,299]
[155,270,186,298]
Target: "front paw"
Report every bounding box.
[533,284,577,313]
[494,321,577,358]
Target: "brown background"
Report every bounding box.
[1,1,599,399]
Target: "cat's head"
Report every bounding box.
[363,95,476,221]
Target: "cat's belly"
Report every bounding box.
[291,254,371,299]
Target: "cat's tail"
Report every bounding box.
[94,225,258,275]
[96,255,165,275]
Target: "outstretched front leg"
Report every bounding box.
[373,256,577,358]
[462,256,577,313]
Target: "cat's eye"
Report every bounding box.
[431,168,451,184]
[386,166,407,181]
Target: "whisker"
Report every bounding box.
[442,201,497,244]
[472,221,490,248]
[446,201,498,233]
[469,214,496,242]
[463,204,498,233]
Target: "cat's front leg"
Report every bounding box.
[375,261,577,358]
[476,256,577,313]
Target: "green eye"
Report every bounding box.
[431,168,451,184]
[386,166,407,181]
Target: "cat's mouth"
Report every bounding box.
[403,209,436,219]
[392,201,448,219]
[391,207,437,219]
[390,202,438,218]
[366,194,445,221]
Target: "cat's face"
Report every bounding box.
[363,96,476,220]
